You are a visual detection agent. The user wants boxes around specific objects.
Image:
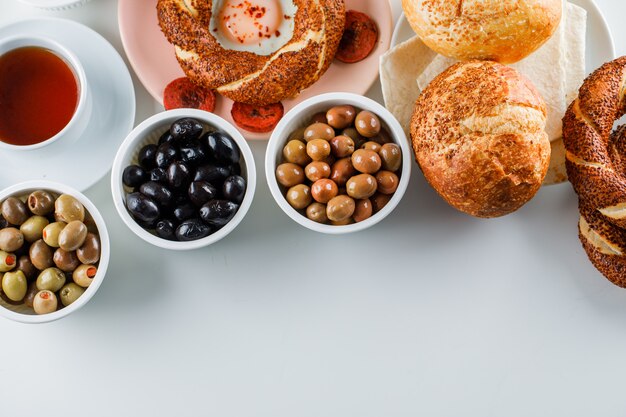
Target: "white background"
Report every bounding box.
[1,1,626,416]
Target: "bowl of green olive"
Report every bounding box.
[0,180,109,323]
[266,93,411,234]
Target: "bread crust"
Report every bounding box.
[562,58,626,286]
[402,0,562,64]
[410,61,550,218]
[157,0,345,106]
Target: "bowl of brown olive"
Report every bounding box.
[266,93,411,234]
[0,181,109,323]
[111,109,256,250]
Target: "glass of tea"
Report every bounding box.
[0,35,90,151]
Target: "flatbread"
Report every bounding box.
[380,36,437,137]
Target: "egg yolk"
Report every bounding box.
[218,0,284,45]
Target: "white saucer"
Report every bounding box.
[391,0,616,75]
[0,17,135,191]
[14,0,91,11]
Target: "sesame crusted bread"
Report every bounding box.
[410,61,550,218]
[562,57,626,287]
[402,0,562,64]
[157,0,345,106]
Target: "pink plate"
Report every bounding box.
[118,0,392,140]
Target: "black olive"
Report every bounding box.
[222,175,246,204]
[202,131,241,165]
[166,161,192,189]
[139,181,174,207]
[199,200,239,227]
[149,168,167,183]
[155,143,179,169]
[188,181,217,207]
[122,165,149,188]
[229,163,242,176]
[138,144,158,169]
[194,164,231,185]
[172,193,188,207]
[179,143,208,166]
[156,219,177,241]
[158,130,174,145]
[172,203,196,222]
[126,192,160,224]
[171,118,203,142]
[175,219,212,242]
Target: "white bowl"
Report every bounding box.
[0,35,91,151]
[111,109,257,250]
[266,92,411,234]
[0,180,110,324]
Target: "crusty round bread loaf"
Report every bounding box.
[402,0,562,64]
[410,61,550,218]
[562,57,626,287]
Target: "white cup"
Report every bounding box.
[0,35,91,151]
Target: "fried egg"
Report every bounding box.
[209,0,297,55]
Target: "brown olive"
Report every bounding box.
[361,141,382,153]
[42,222,66,248]
[83,214,98,235]
[303,123,334,142]
[322,154,336,167]
[276,163,305,188]
[372,128,394,145]
[353,199,373,223]
[326,105,356,129]
[346,174,378,199]
[53,248,80,273]
[76,233,100,265]
[286,184,312,210]
[288,127,306,142]
[380,143,402,172]
[310,112,328,125]
[331,218,354,226]
[330,135,355,158]
[283,140,311,166]
[73,264,97,288]
[371,192,392,213]
[58,221,88,252]
[0,228,24,252]
[306,139,331,161]
[27,190,55,216]
[330,158,357,187]
[23,281,39,308]
[306,202,328,224]
[54,194,85,223]
[33,290,57,315]
[20,215,49,243]
[304,162,331,182]
[29,239,54,271]
[311,179,339,204]
[376,171,399,195]
[326,195,356,222]
[355,110,381,138]
[60,282,85,307]
[351,149,382,174]
[341,127,365,146]
[1,197,29,226]
[16,255,38,281]
[36,267,66,292]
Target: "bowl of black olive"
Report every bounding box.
[111,109,256,250]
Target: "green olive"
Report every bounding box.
[29,239,54,270]
[286,184,312,210]
[1,197,29,226]
[42,222,67,248]
[0,250,17,272]
[76,233,100,265]
[23,281,39,308]
[59,283,85,307]
[36,267,66,292]
[346,174,378,199]
[53,248,80,273]
[54,194,85,223]
[58,221,88,252]
[73,264,97,288]
[27,190,55,216]
[20,216,49,243]
[33,290,57,315]
[276,163,305,188]
[16,255,38,281]
[1,270,27,302]
[282,140,312,166]
[0,227,24,252]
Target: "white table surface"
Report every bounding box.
[1,1,626,416]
